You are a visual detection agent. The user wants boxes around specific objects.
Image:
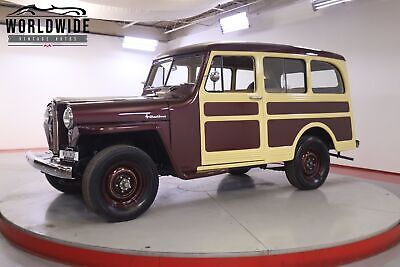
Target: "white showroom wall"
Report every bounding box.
[1,0,398,174]
[168,0,400,173]
[0,26,164,150]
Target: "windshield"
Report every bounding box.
[144,53,205,91]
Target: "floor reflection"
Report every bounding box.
[217,173,276,194]
[45,193,103,224]
[217,174,255,193]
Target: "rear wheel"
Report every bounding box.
[228,167,251,175]
[45,174,81,194]
[285,135,330,190]
[82,145,159,222]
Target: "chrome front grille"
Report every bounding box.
[46,102,68,155]
[52,103,60,155]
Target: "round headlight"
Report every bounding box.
[63,106,74,129]
[44,105,52,124]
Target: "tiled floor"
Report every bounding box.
[0,152,399,266]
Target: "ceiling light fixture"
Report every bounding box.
[219,12,249,34]
[122,36,158,52]
[312,0,352,11]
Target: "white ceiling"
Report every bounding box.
[7,0,230,21]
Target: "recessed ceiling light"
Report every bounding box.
[122,36,158,52]
[219,12,250,34]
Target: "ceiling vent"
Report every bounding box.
[311,0,352,11]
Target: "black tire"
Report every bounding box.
[228,167,251,175]
[82,145,159,222]
[45,174,81,194]
[284,135,330,190]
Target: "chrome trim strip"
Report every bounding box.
[26,151,74,179]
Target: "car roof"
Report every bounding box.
[156,42,345,61]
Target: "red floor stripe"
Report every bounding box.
[0,148,47,154]
[0,213,399,267]
[331,164,400,184]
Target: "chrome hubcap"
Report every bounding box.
[118,177,132,192]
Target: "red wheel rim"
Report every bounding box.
[301,150,321,181]
[104,163,145,208]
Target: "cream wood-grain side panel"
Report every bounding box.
[197,51,357,171]
[198,51,267,168]
[260,53,356,164]
[269,122,338,162]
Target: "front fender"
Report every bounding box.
[70,121,184,177]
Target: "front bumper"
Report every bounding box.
[26,151,73,179]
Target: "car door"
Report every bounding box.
[262,54,310,163]
[198,51,266,170]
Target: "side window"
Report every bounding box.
[205,67,232,91]
[166,65,188,86]
[151,60,172,87]
[311,61,344,94]
[236,69,254,91]
[263,58,285,93]
[152,67,165,88]
[264,57,306,93]
[205,56,255,92]
[285,59,306,93]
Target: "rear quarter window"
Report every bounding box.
[311,61,344,94]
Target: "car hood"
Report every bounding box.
[55,95,165,104]
[55,96,171,125]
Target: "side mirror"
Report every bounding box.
[209,71,220,83]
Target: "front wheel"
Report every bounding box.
[285,135,330,190]
[45,174,81,194]
[82,145,159,222]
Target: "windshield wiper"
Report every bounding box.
[168,83,195,92]
[144,85,163,93]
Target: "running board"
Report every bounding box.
[261,164,285,172]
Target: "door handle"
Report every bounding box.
[249,95,262,100]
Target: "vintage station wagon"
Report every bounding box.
[27,42,358,222]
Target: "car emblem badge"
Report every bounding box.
[145,114,167,119]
